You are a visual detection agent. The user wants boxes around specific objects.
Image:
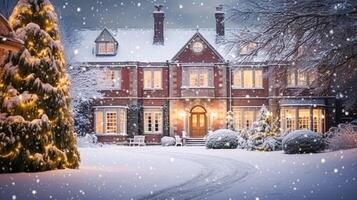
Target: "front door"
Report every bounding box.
[190,106,207,138]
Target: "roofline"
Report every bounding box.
[94,27,118,44]
[171,31,225,62]
[0,14,12,34]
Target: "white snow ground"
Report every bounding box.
[0,146,356,200]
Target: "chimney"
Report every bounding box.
[153,5,165,45]
[215,5,225,37]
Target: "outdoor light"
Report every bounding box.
[179,111,186,118]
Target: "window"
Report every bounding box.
[240,42,257,55]
[287,69,308,87]
[189,69,209,87]
[144,69,162,89]
[233,69,263,89]
[97,42,115,55]
[183,67,213,88]
[233,108,260,130]
[97,69,121,90]
[144,109,163,134]
[298,109,310,129]
[95,108,127,135]
[281,107,325,133]
[106,112,117,133]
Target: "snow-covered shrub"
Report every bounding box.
[161,136,176,146]
[237,135,248,149]
[259,136,283,151]
[206,129,239,149]
[325,123,357,151]
[283,130,325,154]
[77,134,98,147]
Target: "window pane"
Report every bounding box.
[98,43,106,54]
[118,109,126,134]
[287,70,296,86]
[106,43,115,54]
[233,109,242,130]
[243,70,253,88]
[189,70,198,86]
[233,70,241,87]
[244,111,254,128]
[144,110,162,134]
[106,112,117,133]
[95,111,104,134]
[297,70,307,86]
[298,109,310,129]
[199,70,208,86]
[285,108,296,131]
[313,109,324,133]
[144,70,152,88]
[153,70,162,88]
[113,70,121,88]
[255,70,263,88]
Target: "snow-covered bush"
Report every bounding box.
[259,136,283,151]
[77,134,98,147]
[74,99,95,136]
[324,123,357,151]
[206,129,239,149]
[161,136,176,146]
[283,130,325,154]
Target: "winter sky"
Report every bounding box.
[1,0,241,29]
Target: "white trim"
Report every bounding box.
[181,86,215,89]
[94,106,129,108]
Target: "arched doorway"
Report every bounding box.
[190,106,207,138]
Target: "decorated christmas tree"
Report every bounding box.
[245,105,281,151]
[0,0,80,172]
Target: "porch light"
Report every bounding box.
[179,111,186,118]
[211,112,217,118]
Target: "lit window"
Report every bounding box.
[144,109,163,134]
[184,68,212,87]
[298,109,310,129]
[240,42,257,55]
[284,108,296,131]
[95,109,127,135]
[287,69,308,87]
[98,42,115,55]
[233,69,263,88]
[282,107,325,132]
[233,108,259,130]
[106,112,118,133]
[95,111,104,134]
[97,69,121,90]
[143,69,162,89]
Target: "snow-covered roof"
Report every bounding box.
[65,28,272,64]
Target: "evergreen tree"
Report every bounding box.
[0,0,80,172]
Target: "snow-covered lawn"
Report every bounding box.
[0,146,356,200]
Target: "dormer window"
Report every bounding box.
[240,42,257,55]
[98,42,115,55]
[95,28,118,56]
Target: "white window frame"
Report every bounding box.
[281,107,325,133]
[143,68,162,90]
[144,108,163,134]
[232,69,263,89]
[97,42,115,55]
[182,67,214,88]
[287,69,309,87]
[233,107,260,130]
[94,108,127,135]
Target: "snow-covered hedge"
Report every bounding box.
[206,129,239,149]
[283,130,325,154]
[325,123,357,151]
[77,134,98,147]
[161,136,176,146]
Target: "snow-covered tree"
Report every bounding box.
[230,0,357,117]
[0,0,80,172]
[242,105,281,151]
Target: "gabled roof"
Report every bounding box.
[95,28,118,44]
[171,31,225,63]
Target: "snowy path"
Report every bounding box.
[0,146,357,200]
[136,151,255,200]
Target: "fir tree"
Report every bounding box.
[0,0,80,172]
